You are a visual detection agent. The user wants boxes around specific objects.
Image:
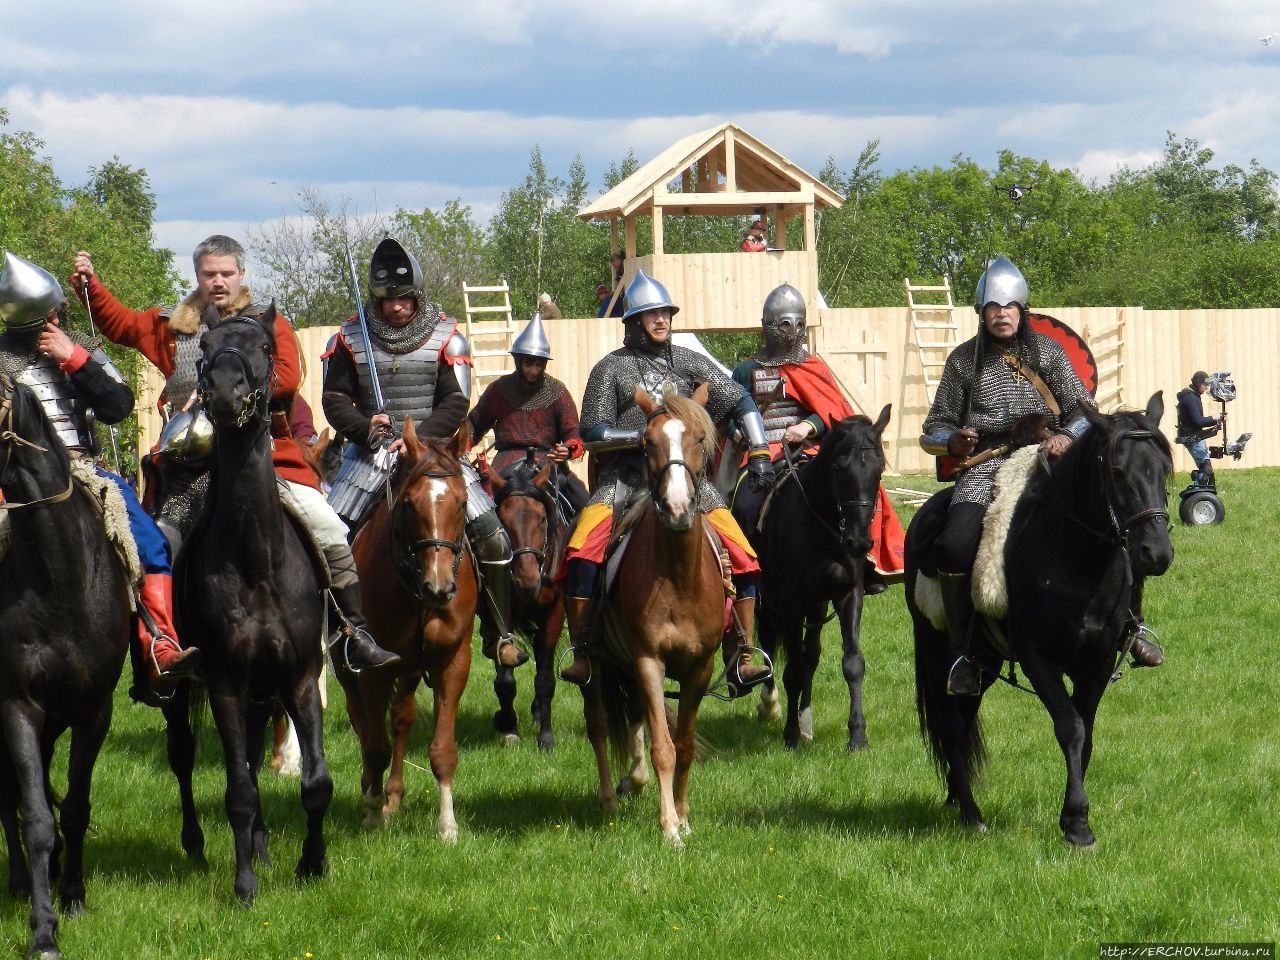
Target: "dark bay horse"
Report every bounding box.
[340,417,476,840]
[908,394,1173,845]
[583,386,726,847]
[0,375,131,958]
[488,451,567,750]
[169,310,331,903]
[751,406,892,751]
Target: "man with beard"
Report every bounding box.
[920,255,1161,696]
[322,236,525,670]
[557,270,775,697]
[72,236,399,673]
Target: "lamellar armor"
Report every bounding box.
[326,308,470,524]
[0,333,124,454]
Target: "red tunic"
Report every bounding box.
[77,274,318,489]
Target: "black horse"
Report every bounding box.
[0,374,131,958]
[166,309,331,902]
[751,406,892,751]
[488,452,569,750]
[908,394,1173,846]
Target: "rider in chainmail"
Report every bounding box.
[322,236,525,670]
[920,255,1161,696]
[558,270,776,697]
[0,251,202,699]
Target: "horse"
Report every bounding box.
[339,417,477,840]
[488,450,568,750]
[907,394,1174,846]
[0,375,132,959]
[749,407,893,751]
[582,385,728,847]
[167,308,331,903]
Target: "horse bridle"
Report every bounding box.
[643,405,704,506]
[389,467,468,603]
[196,316,277,428]
[1097,429,1171,543]
[0,374,73,511]
[502,487,564,585]
[781,440,880,547]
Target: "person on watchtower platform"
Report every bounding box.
[558,270,776,698]
[1,251,200,700]
[729,282,905,588]
[466,311,589,516]
[72,236,400,674]
[919,255,1162,697]
[322,235,526,671]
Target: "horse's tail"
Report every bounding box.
[907,507,986,785]
[598,659,640,774]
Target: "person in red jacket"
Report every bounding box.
[72,236,398,672]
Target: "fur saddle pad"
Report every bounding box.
[914,444,1042,629]
[0,462,143,592]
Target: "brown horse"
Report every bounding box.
[488,451,568,750]
[338,417,477,840]
[582,385,726,847]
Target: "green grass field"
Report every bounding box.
[6,469,1279,959]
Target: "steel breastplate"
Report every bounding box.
[167,324,208,410]
[17,354,96,452]
[752,365,806,443]
[342,317,454,423]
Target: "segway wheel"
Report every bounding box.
[1179,490,1225,526]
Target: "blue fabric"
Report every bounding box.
[565,557,598,599]
[1182,438,1210,465]
[732,573,758,601]
[96,466,171,574]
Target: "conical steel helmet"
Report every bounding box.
[368,236,424,300]
[510,311,552,360]
[973,255,1029,314]
[621,270,680,321]
[0,251,65,332]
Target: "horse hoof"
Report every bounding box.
[757,702,781,722]
[599,795,619,814]
[845,735,869,752]
[616,775,646,796]
[32,949,62,960]
[500,732,521,747]
[678,819,692,837]
[798,730,815,744]
[782,734,799,750]
[60,897,85,919]
[966,820,989,834]
[438,822,459,844]
[1065,828,1097,848]
[536,732,554,752]
[663,828,685,849]
[295,856,330,879]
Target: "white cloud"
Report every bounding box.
[1065,149,1163,184]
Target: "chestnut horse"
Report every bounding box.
[339,418,477,840]
[582,385,726,847]
[488,451,567,750]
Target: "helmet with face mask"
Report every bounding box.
[757,283,808,364]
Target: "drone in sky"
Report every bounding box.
[1261,34,1276,45]
[994,183,1035,202]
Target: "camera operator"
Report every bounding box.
[1176,370,1224,488]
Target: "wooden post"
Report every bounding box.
[652,205,664,256]
[724,128,737,192]
[773,208,789,250]
[804,203,816,252]
[624,215,636,260]
[610,216,618,257]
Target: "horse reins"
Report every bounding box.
[196,316,278,429]
[0,375,74,511]
[389,467,468,602]
[643,404,704,507]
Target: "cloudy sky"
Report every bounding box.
[3,0,1277,282]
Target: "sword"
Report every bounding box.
[342,242,396,506]
[78,277,123,473]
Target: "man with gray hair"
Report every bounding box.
[72,237,400,673]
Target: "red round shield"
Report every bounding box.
[1027,313,1098,396]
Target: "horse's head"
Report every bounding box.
[635,383,714,532]
[198,305,276,430]
[1082,392,1175,577]
[393,416,470,607]
[491,450,556,600]
[820,403,891,559]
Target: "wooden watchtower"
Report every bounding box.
[578,122,844,329]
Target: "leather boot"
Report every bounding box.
[473,516,527,669]
[1126,623,1165,667]
[332,582,401,672]
[722,596,771,698]
[864,562,888,596]
[558,595,594,685]
[939,572,981,696]
[138,572,202,683]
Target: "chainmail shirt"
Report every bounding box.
[580,343,743,510]
[923,331,1091,505]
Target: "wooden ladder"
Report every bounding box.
[903,276,960,403]
[461,281,518,400]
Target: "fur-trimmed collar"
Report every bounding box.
[168,286,254,335]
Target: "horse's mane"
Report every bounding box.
[494,456,556,510]
[811,414,877,466]
[662,394,716,463]
[400,439,464,487]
